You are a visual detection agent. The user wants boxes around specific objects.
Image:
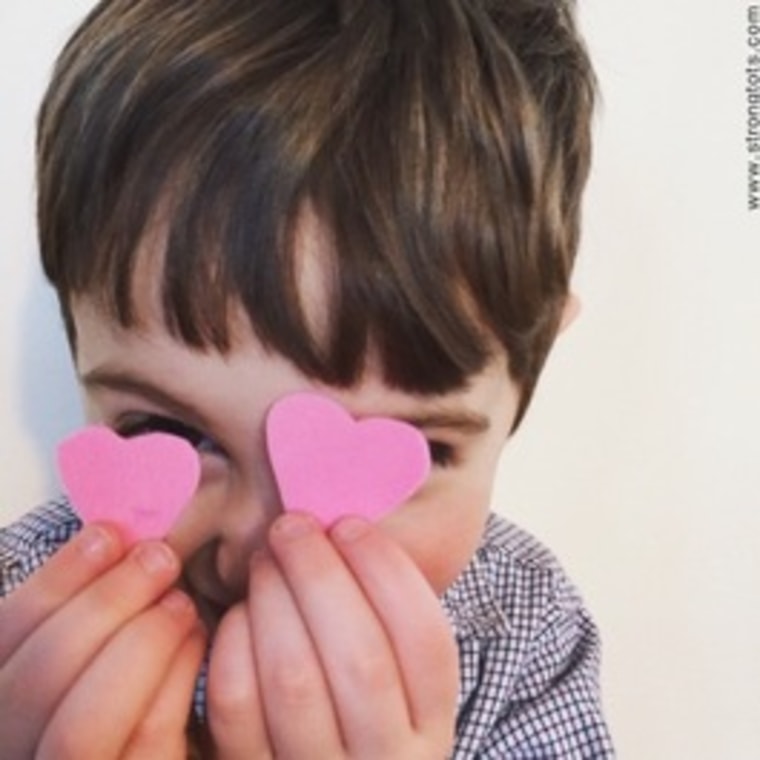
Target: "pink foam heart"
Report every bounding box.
[57,425,201,544]
[266,392,431,526]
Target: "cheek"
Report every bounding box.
[382,478,492,594]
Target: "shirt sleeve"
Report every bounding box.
[0,499,82,597]
[476,572,615,758]
[446,516,615,758]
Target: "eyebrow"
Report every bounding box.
[400,409,491,435]
[80,368,212,429]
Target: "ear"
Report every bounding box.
[558,292,581,333]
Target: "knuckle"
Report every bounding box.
[344,649,396,692]
[37,724,84,760]
[128,715,173,751]
[0,588,35,662]
[0,671,25,713]
[268,660,323,708]
[86,563,163,617]
[207,671,256,723]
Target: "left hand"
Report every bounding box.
[0,527,206,760]
[205,512,459,759]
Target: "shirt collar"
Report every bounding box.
[440,515,513,639]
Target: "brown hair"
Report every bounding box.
[37,0,595,428]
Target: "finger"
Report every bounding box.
[207,603,270,760]
[0,540,181,758]
[0,523,124,662]
[124,621,207,760]
[268,514,411,755]
[247,553,344,759]
[36,588,199,759]
[331,517,459,742]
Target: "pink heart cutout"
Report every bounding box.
[266,392,431,526]
[57,426,201,544]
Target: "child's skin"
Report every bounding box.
[0,211,576,757]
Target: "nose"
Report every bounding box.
[168,456,284,597]
[214,477,282,589]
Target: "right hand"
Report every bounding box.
[0,524,206,759]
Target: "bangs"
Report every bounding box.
[50,106,501,395]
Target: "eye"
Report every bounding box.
[115,413,226,456]
[428,440,456,468]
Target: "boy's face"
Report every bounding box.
[69,221,521,629]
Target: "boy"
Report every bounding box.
[0,0,615,757]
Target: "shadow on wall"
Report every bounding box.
[17,268,83,496]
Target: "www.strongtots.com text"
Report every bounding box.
[748,5,760,210]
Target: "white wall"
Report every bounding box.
[0,3,92,508]
[2,2,758,758]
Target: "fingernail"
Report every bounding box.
[134,542,178,576]
[77,525,117,562]
[160,588,195,617]
[271,512,318,542]
[331,516,371,544]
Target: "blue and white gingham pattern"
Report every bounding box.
[1,500,615,758]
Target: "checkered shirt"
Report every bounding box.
[1,498,615,758]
